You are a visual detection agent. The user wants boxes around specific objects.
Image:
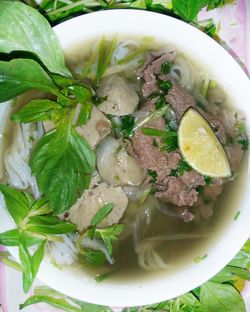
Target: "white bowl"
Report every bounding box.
[0,9,250,308]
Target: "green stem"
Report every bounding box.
[48,0,101,16]
[0,257,22,272]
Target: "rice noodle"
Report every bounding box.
[47,234,78,267]
[171,55,196,91]
[136,233,209,270]
[136,240,170,271]
[4,123,43,199]
[112,40,140,64]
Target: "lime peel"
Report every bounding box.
[178,108,231,178]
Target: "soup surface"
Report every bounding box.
[0,35,248,282]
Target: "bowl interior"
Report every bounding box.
[0,9,250,307]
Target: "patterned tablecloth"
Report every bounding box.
[0,1,249,311]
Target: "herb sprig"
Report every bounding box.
[10,239,249,311]
[0,2,96,214]
[141,126,178,152]
[77,203,124,266]
[0,185,76,293]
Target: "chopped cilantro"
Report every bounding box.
[159,80,173,93]
[194,254,208,263]
[152,139,159,147]
[234,211,241,221]
[141,126,178,152]
[155,95,166,110]
[204,176,212,186]
[237,137,249,151]
[171,159,192,177]
[147,169,158,184]
[120,115,136,138]
[161,62,172,75]
[204,20,217,37]
[196,186,204,194]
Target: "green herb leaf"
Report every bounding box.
[76,102,93,126]
[237,137,249,151]
[159,80,173,92]
[243,240,250,254]
[172,0,208,21]
[0,1,71,77]
[95,224,124,257]
[32,240,46,278]
[200,281,245,312]
[20,295,83,312]
[69,85,92,104]
[90,203,114,228]
[11,99,63,123]
[171,160,192,177]
[229,250,250,269]
[0,185,30,225]
[27,216,76,234]
[95,36,117,86]
[0,59,58,102]
[161,62,172,75]
[141,127,177,138]
[81,249,107,266]
[29,197,52,217]
[121,115,136,138]
[207,0,234,10]
[30,121,95,214]
[19,234,34,293]
[147,169,158,184]
[0,229,20,246]
[155,95,167,110]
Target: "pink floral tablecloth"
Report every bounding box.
[0,1,249,311]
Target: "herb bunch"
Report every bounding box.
[0,185,76,293]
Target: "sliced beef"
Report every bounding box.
[165,77,196,121]
[180,171,205,189]
[132,117,181,183]
[138,52,196,120]
[131,103,205,207]
[139,51,176,98]
[156,176,198,207]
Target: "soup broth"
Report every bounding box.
[0,35,248,282]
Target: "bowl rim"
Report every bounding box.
[1,8,250,307]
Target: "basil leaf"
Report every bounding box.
[200,281,246,312]
[0,1,71,77]
[32,240,46,278]
[29,197,52,216]
[69,85,92,104]
[243,239,250,253]
[0,184,30,225]
[229,250,250,269]
[0,229,20,246]
[95,224,124,257]
[0,59,58,102]
[81,249,106,266]
[20,295,82,312]
[90,203,113,228]
[27,217,76,234]
[212,266,250,283]
[76,102,93,126]
[19,234,34,293]
[207,0,232,10]
[172,0,208,21]
[11,99,62,123]
[30,124,95,214]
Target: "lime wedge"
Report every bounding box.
[178,108,231,178]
